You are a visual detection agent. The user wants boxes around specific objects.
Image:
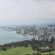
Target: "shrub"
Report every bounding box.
[25,54,31,55]
[32,53,41,55]
[1,48,7,51]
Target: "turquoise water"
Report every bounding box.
[0,30,33,44]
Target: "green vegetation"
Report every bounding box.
[0,46,55,55]
[0,46,36,55]
[0,38,55,55]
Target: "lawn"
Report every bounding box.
[0,46,55,55]
[0,46,36,55]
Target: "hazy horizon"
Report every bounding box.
[0,0,55,25]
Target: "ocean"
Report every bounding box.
[0,30,33,45]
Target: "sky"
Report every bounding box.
[0,0,55,25]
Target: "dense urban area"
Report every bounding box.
[16,25,55,41]
[0,25,55,55]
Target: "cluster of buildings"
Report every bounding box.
[16,25,37,35]
[16,25,55,41]
[38,25,55,41]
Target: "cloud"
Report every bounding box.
[0,0,55,25]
